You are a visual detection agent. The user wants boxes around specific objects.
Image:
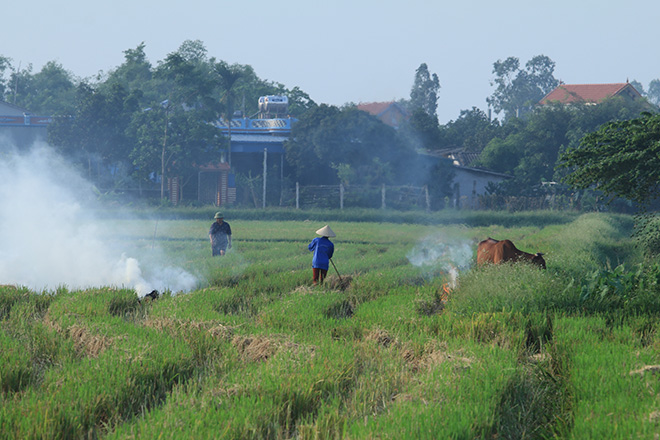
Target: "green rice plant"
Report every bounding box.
[213,290,261,317]
[0,318,76,397]
[147,287,251,328]
[555,316,660,439]
[106,337,354,439]
[491,341,573,439]
[0,285,43,320]
[448,264,566,315]
[99,206,580,229]
[0,328,36,394]
[345,338,519,438]
[546,213,638,277]
[256,289,366,344]
[4,211,658,439]
[1,327,198,439]
[108,290,144,317]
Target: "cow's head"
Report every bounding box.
[532,253,546,269]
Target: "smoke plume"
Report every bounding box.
[0,142,197,295]
[407,232,473,286]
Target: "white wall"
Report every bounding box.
[452,167,508,208]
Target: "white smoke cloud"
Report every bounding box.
[407,232,474,286]
[0,142,197,295]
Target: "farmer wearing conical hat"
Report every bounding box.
[308,225,335,285]
[209,212,232,256]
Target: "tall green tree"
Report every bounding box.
[215,61,244,168]
[487,55,558,120]
[481,97,651,196]
[0,55,12,99]
[559,112,660,205]
[400,108,442,150]
[104,43,154,97]
[8,61,76,115]
[128,48,225,199]
[284,104,340,185]
[438,107,502,152]
[128,99,224,199]
[410,63,440,119]
[272,85,317,117]
[48,82,139,185]
[285,105,416,186]
[646,79,660,108]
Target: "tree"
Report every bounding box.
[426,158,456,209]
[400,108,442,150]
[128,99,224,199]
[478,94,653,196]
[272,85,317,117]
[215,61,244,167]
[105,43,153,94]
[284,104,340,185]
[630,79,645,96]
[0,55,12,99]
[487,55,558,120]
[647,79,660,108]
[9,61,77,115]
[285,105,415,186]
[48,82,139,186]
[410,63,440,119]
[438,107,501,152]
[559,112,660,205]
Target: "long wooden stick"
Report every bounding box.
[330,258,343,283]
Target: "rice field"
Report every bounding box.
[2,210,660,439]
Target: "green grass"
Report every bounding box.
[1,210,658,439]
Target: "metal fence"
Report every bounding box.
[280,183,430,210]
[279,183,594,212]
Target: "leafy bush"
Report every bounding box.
[578,263,660,314]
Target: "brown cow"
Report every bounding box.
[477,237,546,269]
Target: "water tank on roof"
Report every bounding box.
[258,95,288,115]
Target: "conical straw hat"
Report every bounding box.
[315,225,336,237]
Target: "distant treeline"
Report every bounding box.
[0,45,657,209]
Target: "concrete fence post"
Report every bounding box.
[340,183,344,210]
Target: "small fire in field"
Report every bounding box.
[440,264,458,302]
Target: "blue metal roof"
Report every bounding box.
[218,117,295,154]
[229,134,286,153]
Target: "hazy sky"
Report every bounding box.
[4,0,659,123]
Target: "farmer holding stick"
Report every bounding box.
[308,225,335,285]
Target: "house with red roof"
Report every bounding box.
[357,101,410,129]
[539,82,643,105]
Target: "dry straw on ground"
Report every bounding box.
[144,317,235,341]
[365,328,397,348]
[629,365,660,375]
[68,324,113,358]
[231,334,314,363]
[402,341,475,372]
[325,274,353,291]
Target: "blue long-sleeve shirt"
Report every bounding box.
[308,237,334,270]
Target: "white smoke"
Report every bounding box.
[407,232,473,287]
[0,143,198,295]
